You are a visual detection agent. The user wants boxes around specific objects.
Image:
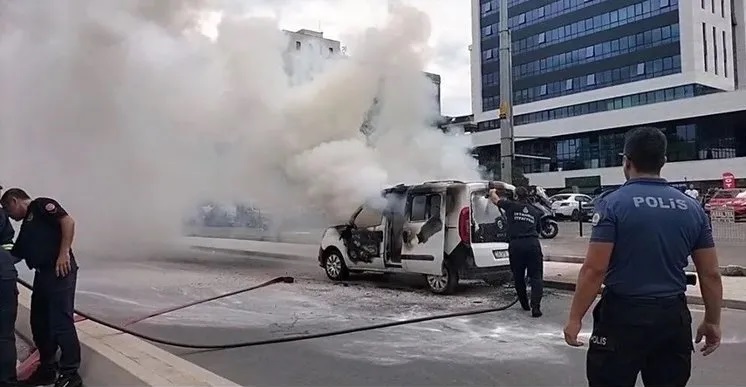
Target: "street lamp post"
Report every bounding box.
[498,0,514,184]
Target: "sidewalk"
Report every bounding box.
[543,239,745,276]
[185,237,746,311]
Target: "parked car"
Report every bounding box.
[318,180,514,295]
[549,193,593,221]
[580,196,599,221]
[704,188,746,222]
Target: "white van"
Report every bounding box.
[317,180,515,294]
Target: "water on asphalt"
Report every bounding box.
[15,248,746,386]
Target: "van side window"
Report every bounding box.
[410,194,441,221]
[410,195,428,221]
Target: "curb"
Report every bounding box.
[543,280,746,311]
[544,255,746,277]
[15,285,241,386]
[192,245,312,261]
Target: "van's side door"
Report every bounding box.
[401,192,446,276]
[343,204,386,270]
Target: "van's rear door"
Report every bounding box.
[469,190,510,268]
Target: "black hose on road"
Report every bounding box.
[16,276,519,350]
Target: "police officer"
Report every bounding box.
[562,127,723,387]
[0,189,82,387]
[490,185,544,317]
[0,185,19,387]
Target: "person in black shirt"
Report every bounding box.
[490,186,545,317]
[0,187,19,387]
[1,189,82,387]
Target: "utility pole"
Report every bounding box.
[498,0,514,184]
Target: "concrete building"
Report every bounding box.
[282,29,342,85]
[282,29,442,115]
[470,0,746,190]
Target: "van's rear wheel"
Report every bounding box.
[425,262,459,295]
[323,249,349,281]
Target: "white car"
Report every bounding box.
[317,180,514,294]
[549,193,593,220]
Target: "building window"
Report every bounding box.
[721,0,726,17]
[481,24,494,38]
[540,84,547,95]
[636,63,645,75]
[585,46,594,58]
[537,32,545,44]
[329,47,334,54]
[712,0,716,13]
[723,30,728,77]
[481,1,491,15]
[701,0,705,9]
[295,41,301,50]
[661,0,670,6]
[587,74,596,85]
[702,23,708,72]
[518,13,526,25]
[713,26,718,75]
[565,79,573,90]
[512,85,721,126]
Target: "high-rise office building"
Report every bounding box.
[470,0,746,190]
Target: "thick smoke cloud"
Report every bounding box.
[0,0,481,257]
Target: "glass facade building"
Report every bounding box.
[475,110,746,177]
[479,0,683,119]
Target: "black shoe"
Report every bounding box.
[53,373,82,387]
[19,367,56,386]
[531,306,543,318]
[518,298,530,311]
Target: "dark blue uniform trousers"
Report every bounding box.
[508,237,544,308]
[0,251,18,386]
[587,291,693,387]
[31,268,81,375]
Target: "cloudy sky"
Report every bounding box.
[220,0,473,116]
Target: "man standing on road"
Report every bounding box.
[0,185,20,387]
[563,127,723,387]
[490,186,545,317]
[1,189,82,387]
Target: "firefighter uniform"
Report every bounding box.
[586,178,713,386]
[496,197,544,317]
[0,208,18,387]
[12,198,81,386]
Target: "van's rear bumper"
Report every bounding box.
[451,243,511,280]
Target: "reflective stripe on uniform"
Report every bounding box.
[1,243,12,250]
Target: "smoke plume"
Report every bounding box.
[0,0,481,257]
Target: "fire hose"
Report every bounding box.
[15,275,518,375]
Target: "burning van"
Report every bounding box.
[317,180,514,294]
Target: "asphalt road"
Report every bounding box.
[14,247,746,386]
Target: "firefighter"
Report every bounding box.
[1,189,82,387]
[489,186,545,317]
[0,185,19,387]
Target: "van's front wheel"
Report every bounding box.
[425,262,459,295]
[323,249,349,281]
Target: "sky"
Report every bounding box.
[218,0,473,117]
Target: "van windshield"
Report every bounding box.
[470,191,508,243]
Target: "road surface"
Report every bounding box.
[14,246,746,386]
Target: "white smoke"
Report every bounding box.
[0,0,481,257]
